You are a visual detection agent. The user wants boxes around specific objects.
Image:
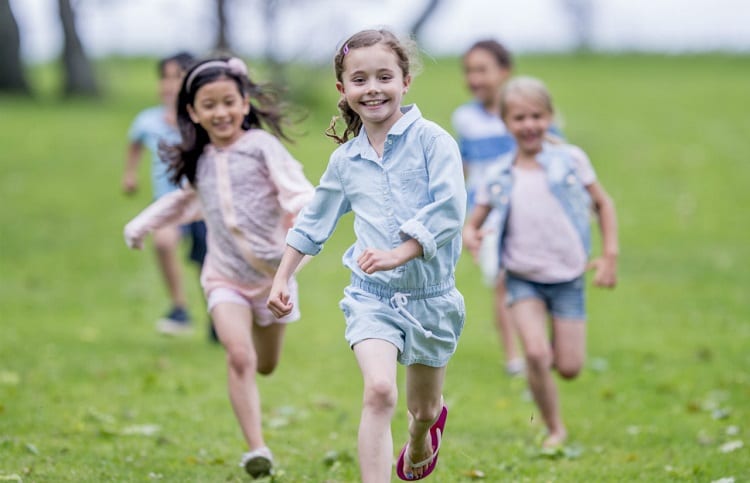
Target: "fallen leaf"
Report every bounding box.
[726,426,740,436]
[463,469,486,479]
[24,442,38,455]
[0,474,23,482]
[147,472,163,479]
[626,426,640,436]
[697,430,715,446]
[711,478,735,483]
[718,440,743,453]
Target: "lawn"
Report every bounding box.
[1,53,748,482]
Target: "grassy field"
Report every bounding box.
[1,54,749,482]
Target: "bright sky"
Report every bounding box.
[10,0,750,63]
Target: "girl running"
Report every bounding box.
[464,76,618,448]
[268,29,467,482]
[124,57,314,477]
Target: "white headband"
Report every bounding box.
[186,57,248,92]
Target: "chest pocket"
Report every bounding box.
[399,168,430,208]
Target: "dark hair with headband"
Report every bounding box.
[326,29,416,144]
[160,57,291,185]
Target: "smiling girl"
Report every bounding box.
[267,30,467,482]
[464,77,618,448]
[124,57,314,478]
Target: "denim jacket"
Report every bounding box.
[485,143,592,260]
[287,105,467,290]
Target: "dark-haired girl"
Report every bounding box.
[124,57,314,478]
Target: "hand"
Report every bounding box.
[124,225,144,250]
[357,247,404,274]
[462,226,485,262]
[122,172,138,195]
[267,279,293,318]
[588,256,617,288]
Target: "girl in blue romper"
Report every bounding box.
[268,30,466,482]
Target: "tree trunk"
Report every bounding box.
[262,0,285,84]
[0,0,30,94]
[215,0,230,53]
[409,0,442,41]
[58,0,98,96]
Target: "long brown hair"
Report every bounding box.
[160,58,292,185]
[326,29,415,145]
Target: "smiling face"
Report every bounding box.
[502,94,553,156]
[186,77,249,148]
[336,43,411,135]
[463,48,509,108]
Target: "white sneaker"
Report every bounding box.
[505,358,526,377]
[239,447,273,478]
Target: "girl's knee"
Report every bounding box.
[556,358,584,379]
[363,379,398,412]
[225,345,257,376]
[525,345,553,371]
[256,357,279,376]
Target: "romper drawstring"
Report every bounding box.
[389,292,433,339]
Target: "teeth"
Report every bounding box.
[364,100,384,106]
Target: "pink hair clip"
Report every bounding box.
[342,44,350,55]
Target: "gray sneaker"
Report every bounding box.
[156,306,193,336]
[239,447,273,478]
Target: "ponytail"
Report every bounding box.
[325,97,362,145]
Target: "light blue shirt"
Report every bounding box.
[287,105,467,290]
[128,106,182,199]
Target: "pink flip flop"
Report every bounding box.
[396,401,448,481]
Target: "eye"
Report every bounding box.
[380,74,393,82]
[352,77,365,84]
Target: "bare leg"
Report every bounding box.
[152,225,187,309]
[253,322,286,376]
[494,277,523,370]
[211,302,265,450]
[353,339,399,483]
[402,364,446,479]
[511,299,566,447]
[544,317,586,446]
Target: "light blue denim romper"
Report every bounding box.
[287,106,467,367]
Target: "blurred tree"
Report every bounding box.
[0,0,29,94]
[562,0,594,51]
[215,0,230,53]
[58,0,99,96]
[410,0,443,42]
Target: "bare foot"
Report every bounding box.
[402,432,434,479]
[542,429,568,448]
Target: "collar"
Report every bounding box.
[351,104,422,160]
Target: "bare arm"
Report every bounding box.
[357,238,424,275]
[462,203,492,261]
[124,188,200,249]
[122,142,143,195]
[267,245,308,318]
[587,181,618,287]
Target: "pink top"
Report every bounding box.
[500,145,596,283]
[125,129,315,286]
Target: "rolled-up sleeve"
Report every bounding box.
[286,156,351,256]
[399,133,467,261]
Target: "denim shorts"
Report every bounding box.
[339,276,466,367]
[505,272,586,321]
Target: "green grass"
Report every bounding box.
[1,54,749,482]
